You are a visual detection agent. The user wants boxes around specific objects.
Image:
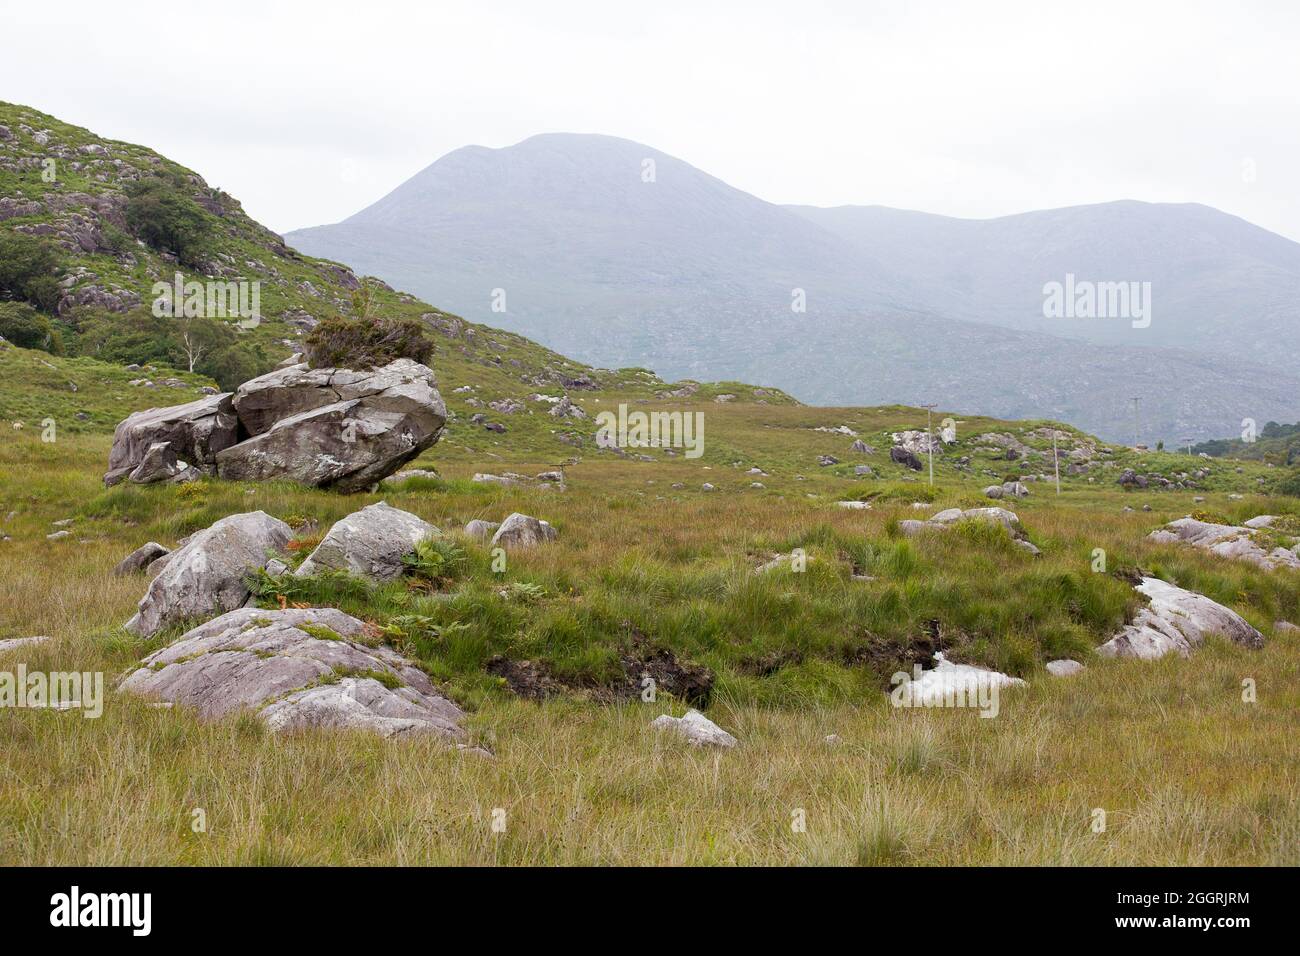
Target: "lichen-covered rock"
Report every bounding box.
[295,502,438,581]
[125,511,292,638]
[104,393,238,486]
[1045,659,1084,676]
[1098,577,1265,660]
[215,360,446,493]
[463,519,500,540]
[118,607,468,740]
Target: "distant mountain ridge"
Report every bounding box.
[286,133,1300,442]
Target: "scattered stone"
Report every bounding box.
[381,468,440,486]
[46,531,71,541]
[1148,517,1300,571]
[650,709,737,748]
[118,608,469,741]
[1098,577,1265,660]
[892,652,1026,706]
[490,513,556,548]
[1045,659,1084,677]
[890,447,923,471]
[295,502,438,581]
[0,636,50,654]
[113,542,170,576]
[818,455,839,467]
[125,511,292,638]
[463,519,500,541]
[837,500,871,510]
[1275,621,1300,636]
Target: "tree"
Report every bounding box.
[124,174,214,267]
[0,232,63,312]
[0,302,62,353]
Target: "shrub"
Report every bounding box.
[0,232,62,312]
[304,315,432,369]
[124,174,213,267]
[1277,470,1300,498]
[0,302,62,353]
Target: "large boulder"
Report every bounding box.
[125,511,292,638]
[295,502,438,581]
[1098,577,1265,660]
[104,393,238,486]
[890,446,923,471]
[118,607,468,740]
[1148,517,1300,571]
[216,360,447,493]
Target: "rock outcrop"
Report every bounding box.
[295,502,438,581]
[125,511,291,638]
[1098,577,1266,660]
[119,608,469,740]
[1147,517,1300,571]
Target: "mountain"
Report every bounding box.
[287,134,1300,443]
[789,200,1300,365]
[0,103,791,457]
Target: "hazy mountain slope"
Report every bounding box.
[789,200,1300,365]
[287,135,1300,443]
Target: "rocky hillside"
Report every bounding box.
[0,103,794,457]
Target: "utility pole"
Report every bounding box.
[1182,436,1194,456]
[1130,397,1141,449]
[1053,429,1061,495]
[921,403,938,486]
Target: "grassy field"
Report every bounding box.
[1,406,1297,865]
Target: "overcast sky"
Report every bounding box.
[3,0,1298,239]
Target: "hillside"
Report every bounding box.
[1,105,1299,868]
[286,133,1300,443]
[0,103,794,463]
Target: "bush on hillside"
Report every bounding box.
[303,315,432,369]
[124,174,213,267]
[1278,469,1300,498]
[0,232,63,312]
[0,302,63,353]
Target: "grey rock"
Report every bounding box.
[104,393,238,486]
[890,446,923,470]
[1098,577,1265,660]
[125,511,292,638]
[118,607,467,740]
[490,513,557,548]
[113,542,170,576]
[463,519,500,541]
[983,484,1005,499]
[1045,659,1084,676]
[650,709,737,748]
[295,502,438,581]
[128,440,180,484]
[1148,517,1300,571]
[216,360,446,493]
[0,635,50,654]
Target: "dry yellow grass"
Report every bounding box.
[0,429,1297,865]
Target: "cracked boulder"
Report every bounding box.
[119,607,468,740]
[104,393,238,486]
[216,359,447,493]
[1098,577,1266,660]
[125,511,292,638]
[295,501,438,581]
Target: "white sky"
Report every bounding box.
[3,0,1298,240]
